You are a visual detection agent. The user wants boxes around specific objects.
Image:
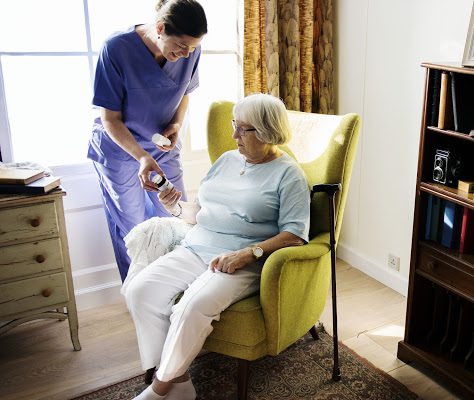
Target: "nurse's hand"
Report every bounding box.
[157,123,180,151]
[158,187,182,216]
[138,154,164,191]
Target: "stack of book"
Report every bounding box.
[430,70,474,135]
[424,194,474,253]
[0,168,61,194]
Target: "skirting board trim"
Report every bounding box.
[74,280,123,311]
[72,263,123,311]
[72,263,118,277]
[337,242,408,296]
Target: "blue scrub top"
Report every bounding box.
[88,25,201,165]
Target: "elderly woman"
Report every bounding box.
[126,93,310,400]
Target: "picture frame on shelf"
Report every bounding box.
[462,4,474,67]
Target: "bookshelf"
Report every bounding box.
[397,63,474,399]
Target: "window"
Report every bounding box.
[0,0,242,167]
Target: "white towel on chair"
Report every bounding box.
[121,217,192,296]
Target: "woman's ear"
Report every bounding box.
[156,21,165,36]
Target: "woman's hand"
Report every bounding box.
[155,123,180,152]
[158,186,182,216]
[210,248,254,274]
[138,154,165,191]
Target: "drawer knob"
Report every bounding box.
[35,254,46,263]
[30,218,41,227]
[41,288,53,297]
[427,261,435,271]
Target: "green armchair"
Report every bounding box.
[203,101,361,399]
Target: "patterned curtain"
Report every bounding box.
[243,0,334,114]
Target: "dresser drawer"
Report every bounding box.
[0,238,64,281]
[0,272,69,318]
[0,202,59,245]
[417,245,474,299]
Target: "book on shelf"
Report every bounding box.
[0,175,61,195]
[425,194,434,240]
[440,200,463,249]
[449,71,474,134]
[430,196,443,242]
[437,71,453,130]
[429,70,441,126]
[0,168,44,185]
[459,208,474,254]
[424,195,443,242]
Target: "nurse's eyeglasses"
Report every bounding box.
[231,120,257,137]
[172,37,197,52]
[162,33,198,52]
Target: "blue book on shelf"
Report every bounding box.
[429,196,442,242]
[425,195,433,240]
[440,200,463,248]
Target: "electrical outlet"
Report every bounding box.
[388,254,400,271]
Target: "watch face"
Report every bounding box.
[253,246,264,259]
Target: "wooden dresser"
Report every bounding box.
[0,189,81,351]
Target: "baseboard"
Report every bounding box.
[337,242,408,296]
[72,263,123,311]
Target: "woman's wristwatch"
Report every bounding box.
[251,245,264,260]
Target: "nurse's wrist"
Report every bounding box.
[169,121,181,131]
[136,150,152,162]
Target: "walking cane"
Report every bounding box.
[311,183,342,381]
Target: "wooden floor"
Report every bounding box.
[0,260,462,400]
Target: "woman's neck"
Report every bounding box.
[245,147,282,164]
[137,24,166,65]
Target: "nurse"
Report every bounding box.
[87,0,207,281]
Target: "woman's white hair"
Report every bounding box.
[233,93,291,145]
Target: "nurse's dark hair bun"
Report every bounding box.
[155,0,207,38]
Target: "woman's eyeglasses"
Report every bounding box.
[173,38,197,52]
[231,120,257,136]
[161,33,198,52]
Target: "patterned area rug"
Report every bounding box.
[72,330,419,400]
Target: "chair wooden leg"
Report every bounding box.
[309,325,320,340]
[144,367,156,384]
[237,359,250,400]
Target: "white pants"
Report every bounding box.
[125,246,261,382]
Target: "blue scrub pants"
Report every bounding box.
[93,153,187,282]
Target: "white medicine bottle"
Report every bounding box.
[151,173,174,192]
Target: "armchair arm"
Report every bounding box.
[311,183,342,197]
[259,234,332,355]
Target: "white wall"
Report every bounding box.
[335,0,473,295]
